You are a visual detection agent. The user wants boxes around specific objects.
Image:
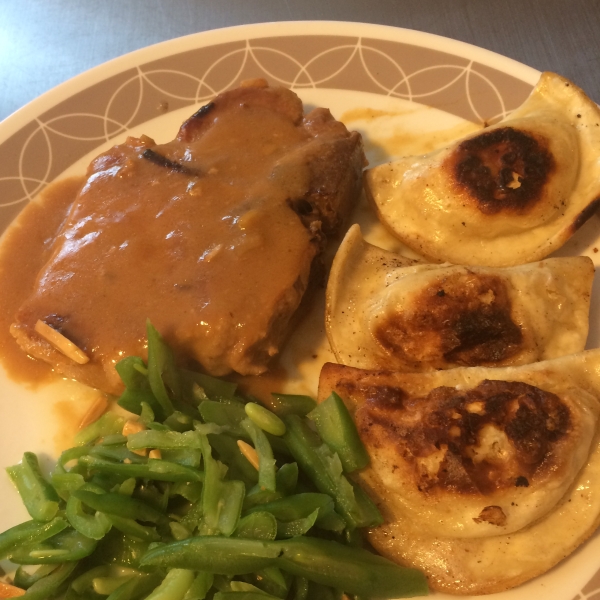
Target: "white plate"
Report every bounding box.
[1,21,599,599]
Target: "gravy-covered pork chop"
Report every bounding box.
[11,80,364,394]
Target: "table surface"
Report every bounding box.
[2,0,600,123]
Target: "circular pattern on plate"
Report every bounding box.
[0,30,533,227]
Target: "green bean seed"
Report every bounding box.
[244,403,286,436]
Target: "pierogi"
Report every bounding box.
[365,72,600,266]
[326,224,594,372]
[318,350,600,594]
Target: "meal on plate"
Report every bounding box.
[1,68,600,599]
[365,72,600,267]
[326,224,594,372]
[318,350,600,594]
[9,78,365,395]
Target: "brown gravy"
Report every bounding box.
[0,177,83,386]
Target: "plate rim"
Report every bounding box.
[0,21,540,139]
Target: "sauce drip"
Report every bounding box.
[0,177,83,386]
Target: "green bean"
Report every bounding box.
[308,392,369,473]
[233,512,277,541]
[253,493,344,534]
[199,434,244,537]
[276,537,428,598]
[240,419,276,493]
[107,514,161,543]
[8,528,97,564]
[94,575,137,595]
[276,509,319,539]
[0,517,68,560]
[89,444,147,464]
[267,394,317,417]
[164,411,194,433]
[73,490,168,524]
[181,369,238,401]
[127,430,203,451]
[275,463,298,496]
[66,492,112,540]
[74,412,126,446]
[6,452,60,522]
[251,566,288,598]
[246,493,334,522]
[183,572,214,600]
[291,577,309,600]
[141,536,428,598]
[71,565,112,594]
[140,537,283,574]
[161,449,202,469]
[138,401,156,427]
[244,403,286,437]
[208,434,258,487]
[199,401,248,438]
[282,415,381,529]
[20,562,78,599]
[213,593,280,600]
[146,321,177,418]
[242,486,282,511]
[14,564,57,590]
[171,481,204,503]
[106,573,164,600]
[143,569,195,600]
[79,456,204,483]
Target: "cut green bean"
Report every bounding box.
[276,537,428,598]
[14,564,57,590]
[282,415,381,529]
[275,463,298,496]
[6,452,60,522]
[74,412,126,446]
[199,400,248,438]
[73,489,168,524]
[80,456,204,483]
[199,435,244,537]
[214,592,281,600]
[107,514,161,543]
[241,419,276,493]
[233,512,277,541]
[0,517,68,560]
[8,527,97,564]
[66,492,112,540]
[145,568,195,600]
[146,321,177,418]
[105,573,166,600]
[141,537,283,573]
[181,369,238,401]
[127,430,203,451]
[276,508,319,538]
[308,392,369,473]
[183,571,214,600]
[20,562,78,600]
[267,394,317,417]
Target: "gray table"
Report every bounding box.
[1,0,599,122]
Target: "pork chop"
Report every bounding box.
[11,80,364,394]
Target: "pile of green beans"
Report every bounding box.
[0,321,428,599]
